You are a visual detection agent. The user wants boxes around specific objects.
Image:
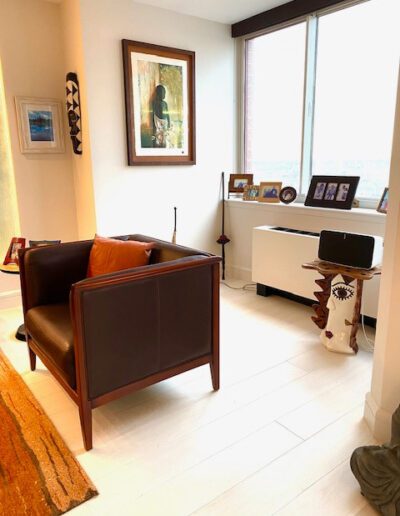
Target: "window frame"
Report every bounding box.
[243,16,309,197]
[240,0,387,208]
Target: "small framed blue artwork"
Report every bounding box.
[28,110,54,142]
[15,97,64,153]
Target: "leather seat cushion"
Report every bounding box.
[25,303,76,389]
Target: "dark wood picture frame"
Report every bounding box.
[229,174,254,193]
[122,39,196,166]
[305,175,360,210]
[377,187,389,214]
[3,237,26,265]
[279,186,297,204]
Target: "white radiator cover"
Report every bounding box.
[252,225,380,318]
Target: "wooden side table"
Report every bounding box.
[0,263,26,341]
[302,260,381,354]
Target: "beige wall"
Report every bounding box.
[365,65,400,442]
[60,0,97,239]
[0,0,78,244]
[79,0,235,251]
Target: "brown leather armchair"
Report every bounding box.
[19,235,221,450]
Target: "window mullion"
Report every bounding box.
[300,15,318,195]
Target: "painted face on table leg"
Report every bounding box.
[330,279,355,303]
[322,275,357,353]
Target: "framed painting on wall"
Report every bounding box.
[122,39,196,166]
[15,97,65,154]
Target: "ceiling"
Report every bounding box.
[133,0,288,24]
[43,0,289,24]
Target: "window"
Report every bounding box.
[244,0,400,202]
[245,23,306,190]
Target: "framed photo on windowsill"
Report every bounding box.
[122,39,195,166]
[229,174,254,194]
[305,175,360,210]
[243,184,259,201]
[258,182,282,203]
[15,97,65,154]
[377,187,389,214]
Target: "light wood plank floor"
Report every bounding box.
[0,283,379,515]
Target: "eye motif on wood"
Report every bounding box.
[331,282,355,302]
[66,72,82,155]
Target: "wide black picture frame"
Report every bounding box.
[305,175,360,210]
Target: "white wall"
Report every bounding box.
[79,0,235,251]
[0,0,78,244]
[0,0,79,305]
[60,0,97,239]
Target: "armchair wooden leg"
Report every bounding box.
[211,262,220,392]
[78,401,93,451]
[28,346,36,371]
[210,360,220,391]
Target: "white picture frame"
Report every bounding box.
[15,96,65,154]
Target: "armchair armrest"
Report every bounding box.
[74,254,219,288]
[19,240,93,311]
[70,254,221,400]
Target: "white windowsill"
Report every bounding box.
[226,197,386,225]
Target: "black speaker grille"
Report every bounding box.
[318,231,374,268]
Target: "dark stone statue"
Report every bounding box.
[351,406,400,515]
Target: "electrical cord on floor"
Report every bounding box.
[220,281,257,291]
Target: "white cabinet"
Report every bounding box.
[252,225,379,318]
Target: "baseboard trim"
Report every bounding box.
[364,392,392,443]
[0,289,21,310]
[225,265,252,282]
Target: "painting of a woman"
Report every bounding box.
[152,84,170,148]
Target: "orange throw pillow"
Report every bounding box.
[87,235,154,278]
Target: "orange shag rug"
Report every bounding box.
[0,350,98,515]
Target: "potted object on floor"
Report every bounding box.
[351,405,400,515]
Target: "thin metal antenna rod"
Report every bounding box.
[216,172,230,280]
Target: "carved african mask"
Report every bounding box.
[66,72,82,154]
